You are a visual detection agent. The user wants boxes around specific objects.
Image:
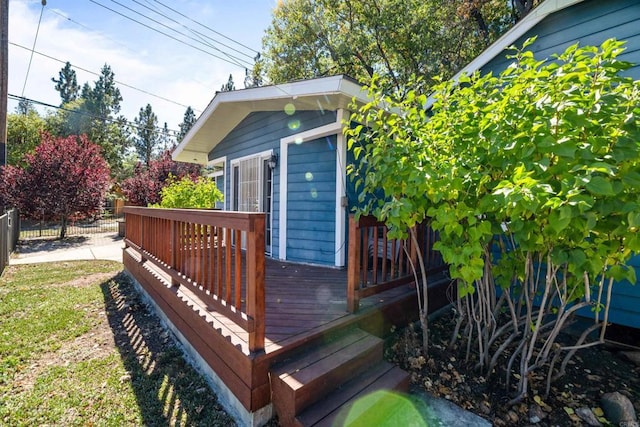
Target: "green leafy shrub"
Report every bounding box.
[155,175,223,209]
[347,37,640,402]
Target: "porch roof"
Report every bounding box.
[172,75,369,164]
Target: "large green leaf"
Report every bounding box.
[585,176,615,196]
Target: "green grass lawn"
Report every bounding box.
[0,261,236,426]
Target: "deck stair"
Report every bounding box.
[270,328,410,426]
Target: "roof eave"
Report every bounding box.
[172,75,369,164]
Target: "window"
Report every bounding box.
[231,152,274,254]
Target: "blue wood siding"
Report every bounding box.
[483,0,640,79]
[208,110,337,262]
[481,0,640,328]
[575,255,640,329]
[215,175,224,210]
[286,136,337,266]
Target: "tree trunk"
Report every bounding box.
[59,216,67,239]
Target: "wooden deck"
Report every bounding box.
[122,207,451,424]
[127,248,443,354]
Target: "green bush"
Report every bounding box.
[155,175,223,209]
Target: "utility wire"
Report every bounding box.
[87,0,254,70]
[8,93,182,136]
[46,7,215,93]
[48,8,133,54]
[10,42,199,112]
[117,0,250,69]
[151,0,259,55]
[20,0,46,98]
[129,0,255,61]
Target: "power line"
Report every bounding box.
[114,0,252,69]
[46,7,216,93]
[87,0,254,70]
[150,0,259,55]
[129,0,255,62]
[10,42,199,112]
[48,8,133,55]
[20,0,46,98]
[8,93,183,136]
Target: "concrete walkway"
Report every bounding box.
[9,232,124,265]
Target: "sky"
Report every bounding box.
[7,0,276,134]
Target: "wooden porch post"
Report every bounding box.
[246,215,266,352]
[347,214,360,313]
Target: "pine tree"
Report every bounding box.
[221,74,235,91]
[159,122,173,152]
[51,62,80,105]
[133,104,159,166]
[177,106,196,143]
[85,64,123,120]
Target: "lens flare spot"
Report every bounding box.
[294,137,303,145]
[288,119,301,130]
[338,390,427,426]
[305,172,313,181]
[284,103,296,115]
[310,188,318,199]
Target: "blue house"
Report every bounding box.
[174,0,640,328]
[173,75,368,268]
[444,0,640,329]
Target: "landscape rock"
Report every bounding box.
[529,403,547,423]
[601,392,638,425]
[620,351,640,367]
[575,407,601,426]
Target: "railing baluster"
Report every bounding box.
[194,224,202,285]
[234,229,242,309]
[225,228,232,302]
[372,226,379,285]
[381,227,388,282]
[216,226,223,296]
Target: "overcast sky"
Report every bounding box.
[8,0,275,133]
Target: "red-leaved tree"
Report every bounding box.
[0,133,111,239]
[121,150,200,206]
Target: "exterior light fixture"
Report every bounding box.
[268,153,278,170]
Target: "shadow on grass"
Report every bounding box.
[100,272,236,426]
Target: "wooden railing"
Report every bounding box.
[124,206,266,352]
[347,214,447,313]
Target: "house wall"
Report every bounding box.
[208,110,337,262]
[483,0,640,79]
[481,0,640,328]
[286,136,337,265]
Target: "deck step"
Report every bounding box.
[296,361,410,427]
[270,329,385,426]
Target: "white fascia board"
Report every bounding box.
[281,121,343,145]
[426,0,585,108]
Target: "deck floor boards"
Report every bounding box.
[139,251,425,355]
